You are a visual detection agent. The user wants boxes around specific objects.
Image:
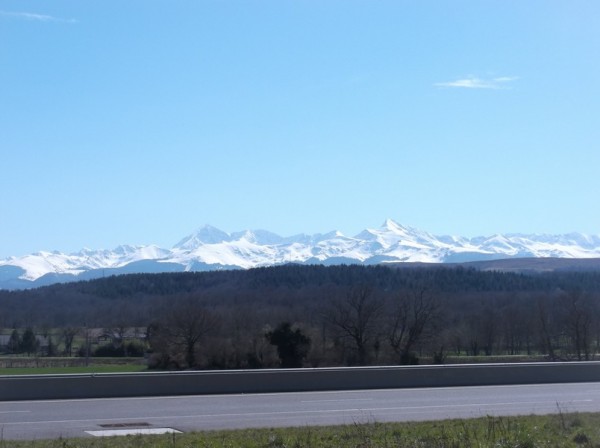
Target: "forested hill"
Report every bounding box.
[3,264,600,367]
[6,263,600,300]
[0,264,599,325]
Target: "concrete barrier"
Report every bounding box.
[2,362,600,401]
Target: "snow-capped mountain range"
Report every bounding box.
[2,219,600,289]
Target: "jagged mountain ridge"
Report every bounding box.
[2,219,600,289]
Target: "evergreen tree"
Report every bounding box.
[8,329,21,354]
[266,322,311,368]
[21,328,39,355]
[46,335,57,357]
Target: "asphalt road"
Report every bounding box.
[2,382,600,440]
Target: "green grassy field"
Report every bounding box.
[2,412,600,447]
[0,355,148,375]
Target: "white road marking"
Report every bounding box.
[0,411,30,414]
[301,398,374,403]
[86,428,182,437]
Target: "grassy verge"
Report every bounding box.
[3,412,600,447]
[0,357,147,375]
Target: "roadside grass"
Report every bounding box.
[3,412,600,447]
[0,356,147,375]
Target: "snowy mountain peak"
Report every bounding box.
[2,220,600,289]
[382,218,406,233]
[173,225,231,249]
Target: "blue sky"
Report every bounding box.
[1,1,599,258]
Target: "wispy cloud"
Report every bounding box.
[0,10,77,23]
[435,75,518,90]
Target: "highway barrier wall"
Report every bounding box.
[2,362,600,401]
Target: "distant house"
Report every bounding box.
[91,328,147,346]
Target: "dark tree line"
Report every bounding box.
[1,265,600,367]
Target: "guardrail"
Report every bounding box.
[2,362,600,401]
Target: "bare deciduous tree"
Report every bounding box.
[324,286,384,365]
[151,296,220,368]
[560,291,595,361]
[61,327,79,357]
[387,288,439,364]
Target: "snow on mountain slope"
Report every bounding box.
[1,245,171,281]
[2,219,600,288]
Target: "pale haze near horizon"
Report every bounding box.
[1,1,599,259]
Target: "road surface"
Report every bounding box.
[1,382,600,440]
